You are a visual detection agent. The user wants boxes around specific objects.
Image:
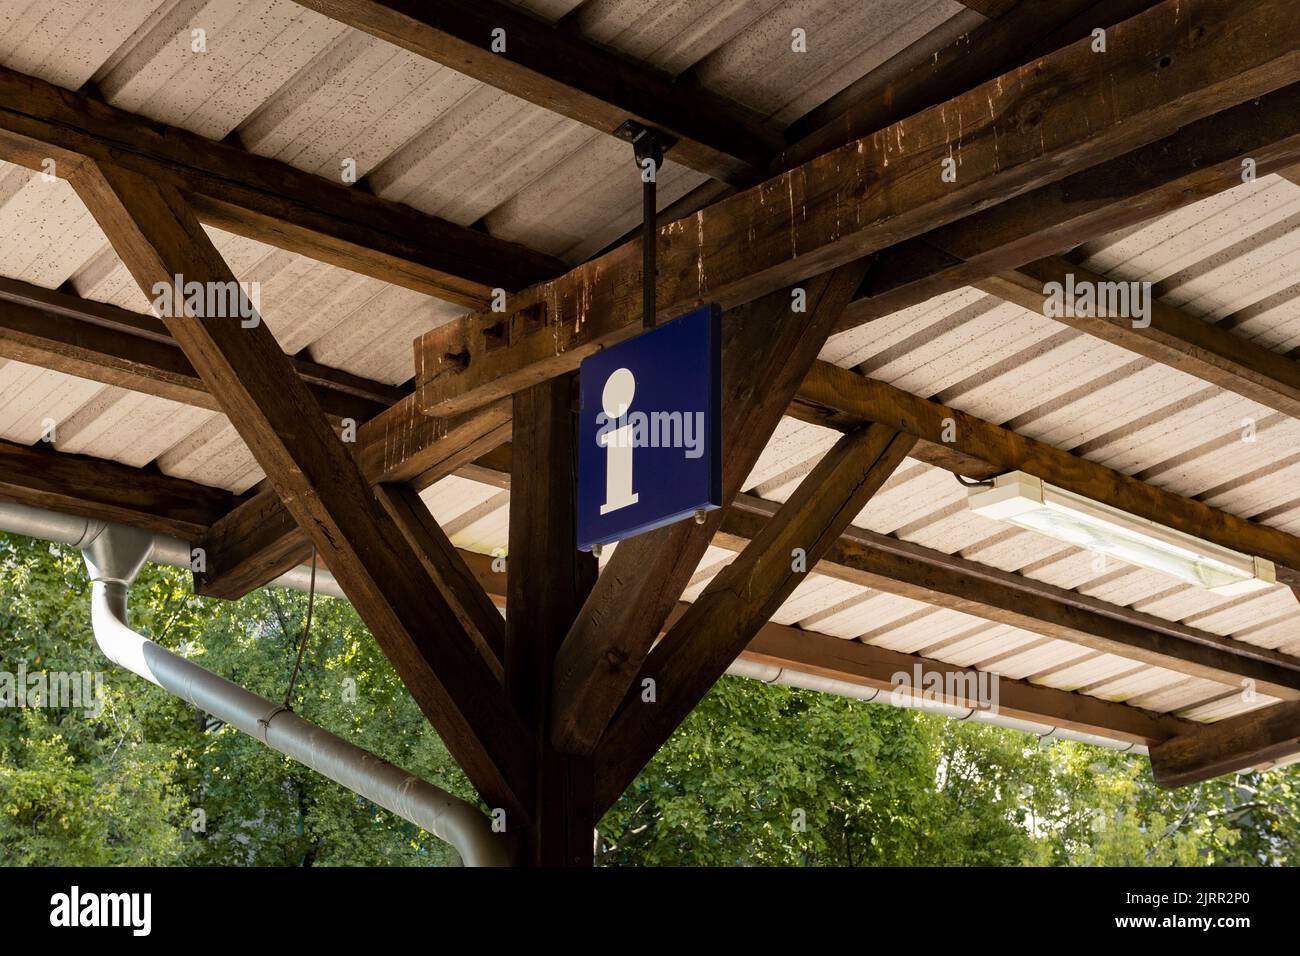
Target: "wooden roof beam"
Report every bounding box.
[594,425,917,782]
[795,361,1300,588]
[0,276,402,423]
[416,0,1300,416]
[0,66,564,306]
[975,256,1300,421]
[72,158,535,820]
[1150,699,1300,786]
[292,0,780,182]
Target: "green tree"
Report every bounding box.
[2,530,1297,866]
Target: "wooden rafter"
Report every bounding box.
[0,66,563,305]
[197,398,510,599]
[0,276,400,423]
[1150,700,1300,786]
[722,496,1300,702]
[71,160,535,819]
[0,437,236,540]
[415,0,1300,418]
[292,0,781,182]
[843,81,1300,329]
[975,256,1300,420]
[593,424,917,806]
[794,362,1300,587]
[550,265,870,755]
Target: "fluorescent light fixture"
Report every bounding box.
[966,472,1276,596]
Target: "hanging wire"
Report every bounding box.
[281,545,318,710]
[954,474,994,489]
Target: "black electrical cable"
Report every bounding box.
[282,546,318,710]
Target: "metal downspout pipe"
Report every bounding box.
[0,502,506,866]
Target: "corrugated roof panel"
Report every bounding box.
[0,0,164,89]
[96,0,348,141]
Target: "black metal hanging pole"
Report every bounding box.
[614,120,666,331]
[641,148,658,330]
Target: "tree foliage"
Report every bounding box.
[1,532,1295,866]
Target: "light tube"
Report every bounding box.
[966,472,1275,596]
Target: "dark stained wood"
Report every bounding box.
[594,424,917,808]
[794,361,1300,587]
[782,0,1100,163]
[197,397,511,600]
[1150,700,1300,787]
[458,443,1300,702]
[0,66,563,306]
[953,0,1023,16]
[375,482,507,680]
[293,0,779,182]
[722,495,1300,702]
[977,256,1300,420]
[416,0,1300,416]
[506,376,598,865]
[72,160,535,819]
[739,622,1197,746]
[550,265,870,755]
[0,276,397,422]
[839,82,1300,330]
[0,437,237,540]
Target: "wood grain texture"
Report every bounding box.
[197,397,510,599]
[293,0,779,182]
[549,264,869,755]
[73,160,534,819]
[0,276,397,422]
[795,362,1300,587]
[594,425,917,808]
[416,0,1300,417]
[506,376,598,865]
[1150,699,1300,787]
[977,256,1300,420]
[0,66,563,305]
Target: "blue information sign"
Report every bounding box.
[577,305,722,551]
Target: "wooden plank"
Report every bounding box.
[415,0,1300,417]
[0,276,398,422]
[293,0,779,182]
[0,66,563,306]
[722,495,1300,701]
[0,437,236,540]
[975,256,1300,420]
[594,424,916,807]
[794,361,1300,587]
[375,482,507,680]
[783,0,1120,157]
[452,446,1300,699]
[740,622,1196,746]
[506,376,598,865]
[1150,700,1300,786]
[72,160,535,819]
[549,265,870,755]
[840,82,1300,329]
[197,397,510,599]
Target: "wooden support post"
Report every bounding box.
[550,264,870,755]
[506,375,599,865]
[594,424,916,811]
[73,160,534,820]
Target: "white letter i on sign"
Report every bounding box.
[599,367,639,515]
